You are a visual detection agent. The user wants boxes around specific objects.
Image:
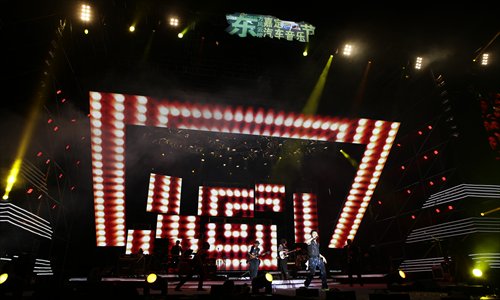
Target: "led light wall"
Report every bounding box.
[155,215,200,252]
[146,173,182,214]
[89,92,399,247]
[197,186,254,217]
[293,193,318,243]
[205,222,277,271]
[125,229,155,254]
[255,183,285,212]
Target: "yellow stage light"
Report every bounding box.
[0,273,8,284]
[146,273,157,283]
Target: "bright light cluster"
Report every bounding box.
[80,4,91,22]
[89,92,399,248]
[146,173,182,214]
[255,184,285,212]
[155,215,200,252]
[197,186,255,217]
[293,193,318,243]
[205,223,277,271]
[125,229,154,254]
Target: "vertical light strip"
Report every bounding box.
[293,193,319,243]
[146,173,182,214]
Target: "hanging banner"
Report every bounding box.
[226,13,315,43]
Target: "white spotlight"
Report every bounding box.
[80,4,91,22]
[415,57,423,70]
[169,17,179,27]
[343,44,353,56]
[481,53,489,66]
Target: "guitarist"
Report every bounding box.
[277,238,290,279]
[247,240,262,279]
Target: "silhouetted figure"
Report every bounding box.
[344,239,363,286]
[175,242,210,291]
[303,230,328,290]
[170,240,182,268]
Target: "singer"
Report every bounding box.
[303,230,328,290]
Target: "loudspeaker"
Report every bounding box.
[369,293,410,300]
[296,288,319,297]
[326,290,356,300]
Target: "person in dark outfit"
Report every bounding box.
[175,242,210,291]
[344,239,363,286]
[277,238,290,280]
[247,240,262,280]
[170,240,182,267]
[303,230,328,290]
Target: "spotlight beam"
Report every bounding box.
[302,55,333,115]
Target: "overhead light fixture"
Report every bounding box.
[343,44,353,56]
[80,4,91,22]
[415,57,423,70]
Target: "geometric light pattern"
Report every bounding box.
[89,92,399,247]
[399,257,446,273]
[422,184,500,209]
[146,173,182,214]
[155,214,200,252]
[197,186,254,218]
[204,222,277,271]
[469,253,500,269]
[125,229,155,254]
[255,183,285,212]
[0,202,53,240]
[34,258,53,276]
[405,217,500,243]
[293,193,318,243]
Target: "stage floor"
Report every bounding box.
[66,276,460,300]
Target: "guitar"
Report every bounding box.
[278,248,301,259]
[247,251,270,263]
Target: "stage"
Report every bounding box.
[61,273,497,300]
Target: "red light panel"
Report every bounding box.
[146,173,182,214]
[125,229,155,254]
[293,193,319,243]
[255,183,285,212]
[197,186,254,218]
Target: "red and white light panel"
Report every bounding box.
[255,183,285,212]
[293,193,319,243]
[197,186,254,218]
[125,229,155,254]
[146,173,182,214]
[156,215,200,252]
[204,222,277,271]
[89,92,399,247]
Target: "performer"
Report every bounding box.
[344,238,363,286]
[303,230,328,290]
[247,240,262,279]
[277,238,290,280]
[175,241,210,291]
[170,240,182,268]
